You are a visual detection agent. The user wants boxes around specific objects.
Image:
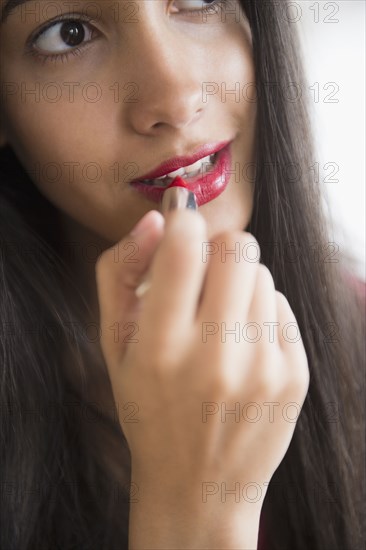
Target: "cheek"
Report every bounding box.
[4,90,103,169]
[2,91,123,222]
[212,26,257,149]
[219,31,254,79]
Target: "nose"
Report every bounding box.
[123,16,205,136]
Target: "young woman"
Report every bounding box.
[0,0,364,548]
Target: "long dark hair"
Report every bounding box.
[1,1,364,549]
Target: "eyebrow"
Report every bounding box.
[1,0,31,23]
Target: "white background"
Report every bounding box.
[296,1,365,279]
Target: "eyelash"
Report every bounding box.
[25,46,84,66]
[179,0,227,17]
[25,13,96,65]
[25,0,227,65]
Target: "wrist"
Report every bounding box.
[128,473,262,549]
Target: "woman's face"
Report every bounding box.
[0,0,256,243]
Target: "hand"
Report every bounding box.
[95,208,310,549]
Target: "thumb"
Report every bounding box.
[95,209,165,368]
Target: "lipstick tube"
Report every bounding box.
[135,179,198,298]
[161,185,198,213]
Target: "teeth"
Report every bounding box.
[184,158,206,174]
[141,152,218,186]
[162,167,186,179]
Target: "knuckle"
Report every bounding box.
[141,352,173,376]
[95,248,108,270]
[256,263,275,291]
[96,245,142,290]
[285,363,310,399]
[275,291,300,333]
[255,369,280,397]
[207,358,239,397]
[241,232,261,260]
[242,231,260,249]
[209,372,232,398]
[275,290,288,304]
[210,230,261,265]
[275,290,293,315]
[139,335,178,374]
[295,363,310,393]
[95,248,113,279]
[209,230,235,253]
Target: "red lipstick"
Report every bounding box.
[130,140,233,207]
[165,175,188,189]
[133,141,231,181]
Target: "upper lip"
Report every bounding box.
[131,140,231,181]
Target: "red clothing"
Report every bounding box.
[344,270,366,302]
[258,513,266,549]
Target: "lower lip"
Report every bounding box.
[129,142,233,207]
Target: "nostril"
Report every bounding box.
[151,108,203,130]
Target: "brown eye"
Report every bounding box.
[33,19,94,54]
[60,21,85,47]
